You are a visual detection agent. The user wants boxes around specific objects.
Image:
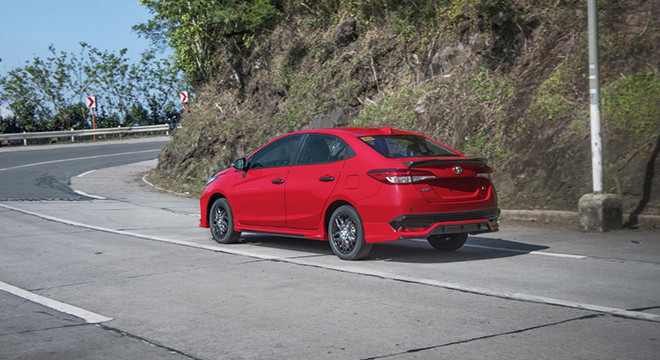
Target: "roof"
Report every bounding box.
[293,127,419,137]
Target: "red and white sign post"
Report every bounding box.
[180,91,189,112]
[87,96,97,140]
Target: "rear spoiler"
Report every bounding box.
[405,158,488,169]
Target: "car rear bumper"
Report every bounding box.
[389,208,499,229]
[362,208,500,243]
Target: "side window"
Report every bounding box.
[299,134,353,165]
[249,134,302,169]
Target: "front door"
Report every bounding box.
[232,134,302,228]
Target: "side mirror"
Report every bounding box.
[231,158,246,171]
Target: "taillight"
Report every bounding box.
[367,169,437,184]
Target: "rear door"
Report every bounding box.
[285,134,353,230]
[232,134,303,227]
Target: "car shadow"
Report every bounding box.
[238,233,550,264]
[371,237,550,264]
[240,233,335,256]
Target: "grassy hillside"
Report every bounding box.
[152,0,659,216]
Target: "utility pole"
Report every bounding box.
[578,0,622,231]
[587,0,602,193]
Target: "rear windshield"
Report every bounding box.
[359,135,458,158]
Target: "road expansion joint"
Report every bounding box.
[240,254,329,264]
[28,281,92,292]
[97,324,202,360]
[360,314,604,360]
[0,198,85,202]
[585,255,660,266]
[628,305,660,312]
[119,265,225,281]
[29,266,223,293]
[0,323,89,337]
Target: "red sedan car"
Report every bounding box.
[200,127,499,260]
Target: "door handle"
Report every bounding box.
[319,176,335,182]
[271,179,285,184]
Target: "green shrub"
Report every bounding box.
[602,71,660,139]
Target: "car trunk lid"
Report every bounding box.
[405,158,491,203]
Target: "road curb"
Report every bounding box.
[501,209,660,229]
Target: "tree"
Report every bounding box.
[51,103,89,130]
[86,47,134,122]
[0,43,185,132]
[131,51,184,124]
[134,0,281,85]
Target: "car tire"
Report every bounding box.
[328,205,372,260]
[427,233,468,251]
[209,198,241,244]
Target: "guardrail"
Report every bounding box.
[0,124,171,146]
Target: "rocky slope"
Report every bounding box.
[153,0,660,217]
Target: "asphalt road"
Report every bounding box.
[1,138,659,359]
[0,138,168,201]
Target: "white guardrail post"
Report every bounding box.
[0,124,171,147]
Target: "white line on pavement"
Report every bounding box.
[140,175,157,188]
[141,175,190,197]
[409,239,587,259]
[0,280,113,324]
[73,190,107,200]
[76,169,96,178]
[465,244,587,259]
[0,149,160,172]
[1,202,658,323]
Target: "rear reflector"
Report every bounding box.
[397,226,428,232]
[368,169,437,184]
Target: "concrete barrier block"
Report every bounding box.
[578,193,623,232]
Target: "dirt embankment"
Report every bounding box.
[153,0,660,216]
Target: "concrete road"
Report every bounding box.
[1,139,659,359]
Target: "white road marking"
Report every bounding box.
[141,175,190,197]
[465,244,587,259]
[0,149,160,172]
[1,202,658,323]
[76,169,96,178]
[141,175,162,190]
[410,239,587,259]
[73,190,107,200]
[0,280,113,324]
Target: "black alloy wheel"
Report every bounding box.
[210,198,241,244]
[328,205,372,260]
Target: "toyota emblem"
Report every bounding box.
[453,166,463,175]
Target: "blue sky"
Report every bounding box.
[0,0,163,73]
